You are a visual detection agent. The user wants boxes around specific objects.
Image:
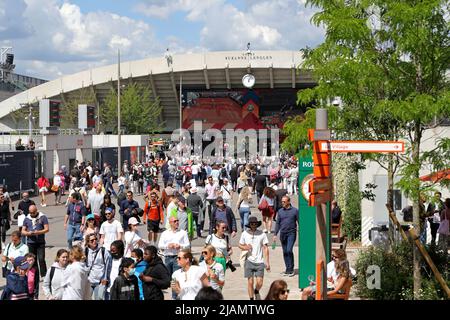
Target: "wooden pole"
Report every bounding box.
[408,227,450,299]
[386,204,408,241]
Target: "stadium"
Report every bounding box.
[0,50,315,133]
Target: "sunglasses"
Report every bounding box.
[89,238,97,242]
[281,289,290,294]
[201,251,208,255]
[250,222,258,225]
[176,256,184,260]
[172,220,179,223]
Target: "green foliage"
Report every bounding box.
[355,243,412,300]
[101,83,163,134]
[9,105,39,130]
[333,153,361,240]
[355,241,449,300]
[61,87,97,129]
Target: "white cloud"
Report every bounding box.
[135,0,324,51]
[0,0,167,80]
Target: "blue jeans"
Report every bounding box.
[239,207,250,231]
[165,255,181,299]
[280,232,296,273]
[118,185,124,194]
[66,223,82,249]
[105,181,117,196]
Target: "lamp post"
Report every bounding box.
[117,49,121,176]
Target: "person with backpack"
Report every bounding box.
[209,197,237,238]
[144,192,163,245]
[106,240,124,300]
[175,169,184,191]
[110,257,140,300]
[84,232,112,300]
[139,245,171,300]
[43,249,69,300]
[61,246,91,300]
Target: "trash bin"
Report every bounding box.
[369,224,389,250]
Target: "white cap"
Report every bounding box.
[128,217,139,225]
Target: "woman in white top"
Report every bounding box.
[43,249,69,300]
[52,172,62,205]
[172,249,209,300]
[199,245,225,292]
[205,221,232,273]
[124,217,147,257]
[219,178,233,208]
[61,246,91,300]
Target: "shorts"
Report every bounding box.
[244,260,265,278]
[147,220,160,233]
[39,187,48,193]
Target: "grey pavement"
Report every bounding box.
[0,184,359,300]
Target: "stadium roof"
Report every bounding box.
[0,50,316,131]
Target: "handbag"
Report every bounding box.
[258,198,269,211]
[437,215,449,235]
[51,185,59,192]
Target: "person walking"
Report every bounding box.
[0,256,30,300]
[99,208,124,251]
[0,192,11,247]
[52,171,63,205]
[17,192,35,217]
[158,216,190,299]
[110,257,140,300]
[139,245,171,300]
[209,197,237,238]
[187,187,204,238]
[169,196,195,241]
[42,249,69,300]
[143,192,163,245]
[205,176,219,227]
[427,192,444,247]
[124,217,147,257]
[61,246,92,300]
[253,172,267,203]
[1,230,29,277]
[258,187,276,234]
[237,185,252,232]
[171,249,209,300]
[238,216,270,300]
[205,221,233,272]
[21,205,49,277]
[119,191,140,231]
[64,193,88,249]
[199,245,225,292]
[273,196,298,277]
[437,198,450,251]
[84,232,112,300]
[219,178,233,208]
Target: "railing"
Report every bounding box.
[386,204,450,299]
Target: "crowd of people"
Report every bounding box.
[2,151,446,301]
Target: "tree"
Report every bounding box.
[285,0,449,298]
[101,83,163,134]
[60,87,97,129]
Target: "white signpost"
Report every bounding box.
[318,141,404,153]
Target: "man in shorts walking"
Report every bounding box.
[238,216,270,300]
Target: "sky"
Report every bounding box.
[0,0,325,80]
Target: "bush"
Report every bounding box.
[355,241,449,300]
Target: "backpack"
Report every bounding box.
[221,168,227,178]
[402,206,413,222]
[49,266,56,294]
[175,171,183,181]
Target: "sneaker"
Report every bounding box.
[263,229,268,233]
[280,271,288,276]
[42,204,47,207]
[254,289,261,300]
[288,271,295,277]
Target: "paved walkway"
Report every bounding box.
[0,185,360,300]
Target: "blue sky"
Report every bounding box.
[0,0,324,80]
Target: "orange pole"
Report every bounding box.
[316,260,324,300]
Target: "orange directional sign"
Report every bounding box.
[309,190,331,206]
[318,141,404,153]
[309,178,332,194]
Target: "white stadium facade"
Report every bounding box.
[0,50,315,132]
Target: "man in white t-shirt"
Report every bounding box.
[87,184,105,225]
[239,216,270,300]
[191,163,200,183]
[158,216,190,299]
[99,208,124,251]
